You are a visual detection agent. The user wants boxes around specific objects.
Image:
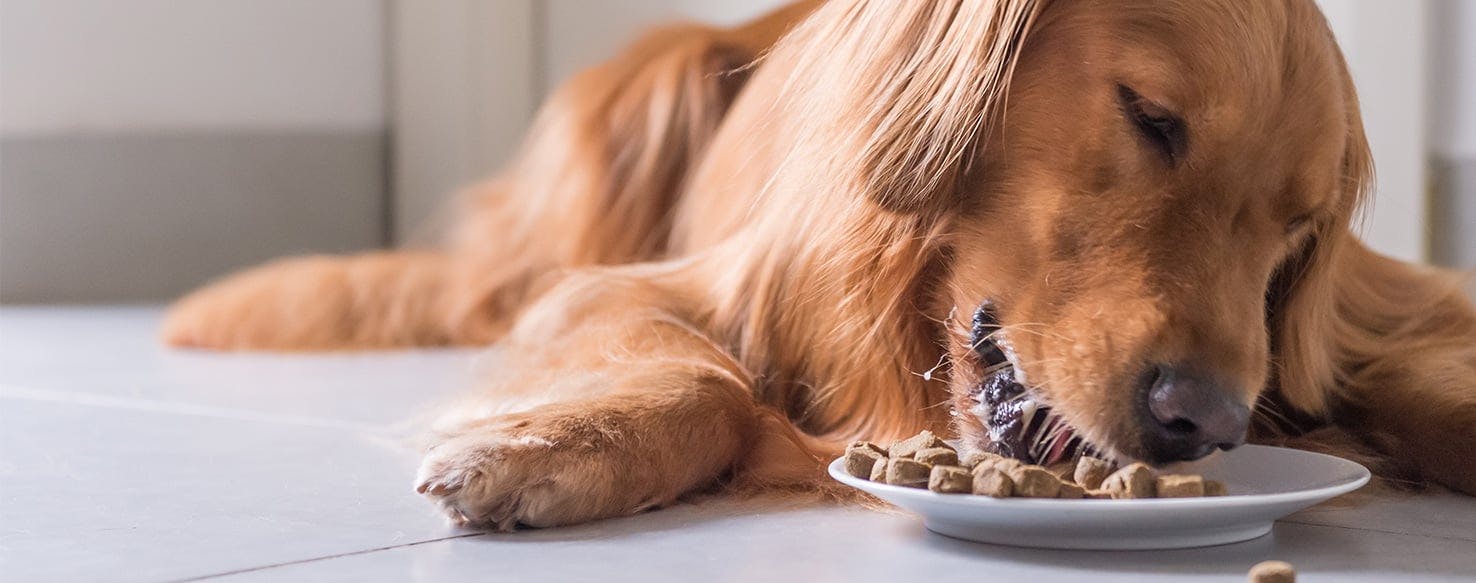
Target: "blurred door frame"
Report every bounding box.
[388,0,538,244]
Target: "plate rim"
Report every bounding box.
[828,443,1371,510]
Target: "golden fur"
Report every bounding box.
[165,0,1476,528]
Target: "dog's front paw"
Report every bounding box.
[415,426,665,530]
[161,257,338,350]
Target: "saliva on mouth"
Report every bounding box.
[968,303,1103,466]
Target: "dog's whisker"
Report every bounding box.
[911,351,952,382]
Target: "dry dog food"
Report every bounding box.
[915,447,959,467]
[1057,481,1086,499]
[885,457,933,488]
[928,465,973,493]
[1156,474,1206,498]
[869,457,889,482]
[889,430,946,459]
[1006,465,1062,498]
[1247,560,1296,582]
[972,467,1014,497]
[1205,480,1229,496]
[1073,456,1114,490]
[846,431,1228,500]
[1101,463,1156,499]
[849,440,888,456]
[843,443,887,479]
[960,450,1000,468]
[972,452,1022,473]
[1046,461,1076,481]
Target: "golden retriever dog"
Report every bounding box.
[164,0,1476,529]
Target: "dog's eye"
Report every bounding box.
[1286,214,1313,236]
[1118,85,1186,164]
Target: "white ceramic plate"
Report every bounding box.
[828,444,1369,550]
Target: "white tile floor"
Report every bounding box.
[2,306,1473,582]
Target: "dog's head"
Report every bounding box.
[784,0,1371,464]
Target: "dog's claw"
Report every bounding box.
[416,479,462,496]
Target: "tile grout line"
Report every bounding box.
[164,520,1476,581]
[165,532,490,582]
[1279,518,1476,543]
[0,384,388,434]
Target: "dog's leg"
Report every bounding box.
[1327,249,1476,494]
[415,271,824,529]
[161,251,510,350]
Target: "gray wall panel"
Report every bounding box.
[0,132,387,302]
[1431,158,1476,271]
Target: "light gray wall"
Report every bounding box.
[0,0,389,302]
[388,0,538,244]
[541,0,789,95]
[1429,0,1476,270]
[4,1,1469,304]
[1316,0,1430,264]
[0,132,385,302]
[388,0,791,242]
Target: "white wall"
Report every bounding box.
[390,0,790,240]
[542,0,789,94]
[0,0,389,302]
[1,0,384,136]
[389,0,538,243]
[1428,0,1476,161]
[1316,0,1429,264]
[1427,0,1476,269]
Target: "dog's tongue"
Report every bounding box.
[1040,417,1079,466]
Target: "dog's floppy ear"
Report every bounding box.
[1264,51,1375,418]
[781,0,1044,213]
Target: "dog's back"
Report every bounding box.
[162,3,819,350]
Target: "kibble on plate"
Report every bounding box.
[1247,560,1296,582]
[843,445,886,479]
[1005,465,1061,498]
[869,457,888,482]
[1205,480,1229,496]
[972,466,1015,497]
[975,455,1023,474]
[843,431,1228,501]
[1156,474,1206,498]
[928,465,973,493]
[848,440,888,456]
[960,450,1003,468]
[889,430,947,459]
[915,447,960,467]
[1073,456,1114,490]
[885,457,932,487]
[1100,462,1156,499]
[1046,461,1076,481]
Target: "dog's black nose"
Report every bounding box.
[1137,364,1249,463]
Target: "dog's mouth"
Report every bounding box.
[966,304,1106,466]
